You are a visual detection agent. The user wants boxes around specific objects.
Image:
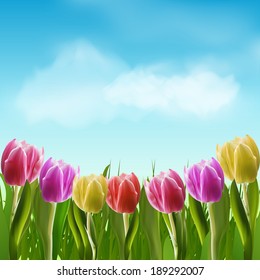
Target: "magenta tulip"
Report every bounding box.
[39,158,77,203]
[144,169,186,214]
[1,139,44,186]
[106,173,140,214]
[184,157,224,203]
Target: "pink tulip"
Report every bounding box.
[1,139,44,186]
[144,169,186,213]
[106,173,140,213]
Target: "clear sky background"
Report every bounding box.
[0,0,259,180]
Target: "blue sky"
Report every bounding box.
[0,0,259,180]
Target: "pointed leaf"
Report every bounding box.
[125,209,139,259]
[247,179,259,234]
[230,180,252,259]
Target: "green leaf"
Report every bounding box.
[102,164,111,178]
[247,179,259,234]
[188,194,208,245]
[0,198,9,259]
[200,232,210,260]
[125,209,139,259]
[109,208,125,259]
[253,214,260,259]
[52,199,70,259]
[72,202,92,260]
[67,201,85,259]
[9,181,32,260]
[0,174,13,229]
[230,180,252,259]
[139,187,162,259]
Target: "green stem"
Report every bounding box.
[242,183,249,219]
[123,213,129,236]
[10,186,20,226]
[86,212,96,260]
[45,202,56,260]
[168,213,178,260]
[208,203,217,260]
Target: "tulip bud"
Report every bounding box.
[106,173,140,214]
[39,158,77,203]
[1,139,44,186]
[144,169,186,213]
[184,157,224,203]
[72,174,108,213]
[217,135,259,184]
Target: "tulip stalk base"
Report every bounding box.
[10,186,19,226]
[208,203,217,260]
[46,202,56,260]
[87,213,96,260]
[168,213,178,260]
[242,183,250,219]
[123,213,129,236]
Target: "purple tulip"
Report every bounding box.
[39,158,78,203]
[144,169,186,214]
[184,157,224,203]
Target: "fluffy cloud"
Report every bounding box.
[16,40,239,127]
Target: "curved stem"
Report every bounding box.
[10,186,20,226]
[208,203,217,260]
[46,202,56,260]
[168,213,178,260]
[86,212,96,260]
[242,183,249,219]
[123,213,129,236]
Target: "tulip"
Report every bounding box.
[144,169,186,214]
[144,169,185,260]
[1,139,44,186]
[106,173,140,214]
[184,157,224,203]
[216,135,259,184]
[73,174,108,213]
[39,157,77,203]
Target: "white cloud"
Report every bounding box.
[16,40,128,127]
[105,68,239,117]
[16,40,239,127]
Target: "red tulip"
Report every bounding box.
[1,139,44,186]
[106,173,140,213]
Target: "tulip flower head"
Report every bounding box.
[106,173,140,214]
[1,139,44,186]
[39,158,77,203]
[184,157,224,203]
[144,169,186,214]
[73,174,108,213]
[217,135,260,184]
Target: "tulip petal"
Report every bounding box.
[161,177,185,213]
[144,180,163,212]
[216,143,235,181]
[210,157,224,188]
[26,146,44,183]
[3,146,27,186]
[168,169,186,199]
[116,179,138,213]
[244,135,260,168]
[84,180,105,213]
[41,165,64,202]
[61,164,76,201]
[40,158,54,188]
[200,165,223,202]
[1,139,17,174]
[148,176,164,211]
[184,165,201,201]
[234,143,258,184]
[106,176,121,211]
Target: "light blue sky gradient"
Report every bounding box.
[0,0,259,180]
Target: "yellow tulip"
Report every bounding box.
[216,135,260,184]
[72,174,108,213]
